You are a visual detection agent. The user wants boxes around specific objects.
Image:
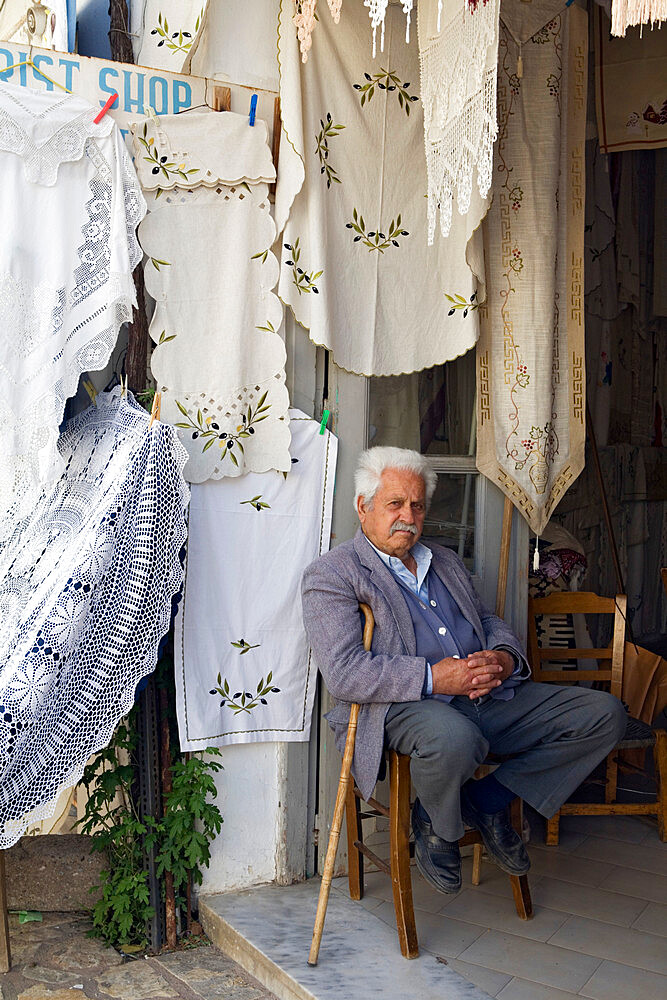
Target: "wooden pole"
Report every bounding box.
[0,851,10,972]
[308,604,374,966]
[159,687,178,949]
[586,403,625,596]
[108,0,150,394]
[496,496,514,618]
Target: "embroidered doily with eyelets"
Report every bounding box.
[418,0,500,243]
[0,82,146,521]
[134,112,290,483]
[130,111,276,191]
[0,389,189,849]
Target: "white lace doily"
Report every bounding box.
[0,389,189,848]
[419,0,500,243]
[0,82,146,520]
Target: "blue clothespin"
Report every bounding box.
[319,409,330,435]
[249,94,258,127]
[565,0,575,6]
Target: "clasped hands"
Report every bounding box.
[431,649,515,699]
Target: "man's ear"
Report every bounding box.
[356,494,367,523]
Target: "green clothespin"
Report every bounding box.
[11,910,42,924]
[319,409,330,435]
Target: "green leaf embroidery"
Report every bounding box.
[150,8,203,55]
[444,290,479,318]
[345,210,409,253]
[174,394,272,463]
[315,112,346,189]
[283,237,323,294]
[353,69,419,116]
[240,495,271,511]
[209,661,281,715]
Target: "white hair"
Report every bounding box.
[354,446,438,512]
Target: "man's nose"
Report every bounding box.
[400,504,415,522]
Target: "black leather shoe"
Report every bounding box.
[460,790,531,876]
[411,799,462,894]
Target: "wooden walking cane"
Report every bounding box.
[308,602,375,966]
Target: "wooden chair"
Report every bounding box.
[344,749,533,959]
[528,591,667,845]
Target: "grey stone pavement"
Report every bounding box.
[0,912,279,1000]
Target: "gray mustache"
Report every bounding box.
[390,521,417,536]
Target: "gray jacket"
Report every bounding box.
[301,529,528,800]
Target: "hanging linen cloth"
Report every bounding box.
[595,6,667,154]
[275,0,488,377]
[418,0,500,242]
[174,410,337,750]
[135,0,210,72]
[0,389,189,848]
[0,81,145,522]
[131,111,290,482]
[475,1,588,536]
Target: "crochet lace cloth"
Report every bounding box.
[419,0,500,243]
[0,82,146,522]
[0,389,189,848]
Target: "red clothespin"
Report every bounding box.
[94,92,119,124]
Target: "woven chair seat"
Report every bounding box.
[618,715,657,749]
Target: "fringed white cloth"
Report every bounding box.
[418,0,500,243]
[0,389,189,849]
[174,411,336,749]
[612,0,666,35]
[0,82,146,523]
[131,111,290,483]
[292,0,414,61]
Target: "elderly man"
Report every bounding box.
[301,446,626,894]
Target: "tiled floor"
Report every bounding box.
[335,814,667,1000]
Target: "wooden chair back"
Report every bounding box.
[527,592,626,700]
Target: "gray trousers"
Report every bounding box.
[384,681,627,841]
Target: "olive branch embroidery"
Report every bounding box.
[251,249,269,264]
[174,391,271,467]
[315,112,345,188]
[353,69,419,115]
[150,257,171,271]
[209,664,281,716]
[230,639,260,654]
[150,9,202,54]
[240,495,271,511]
[345,209,409,253]
[138,122,200,183]
[284,239,323,294]
[445,292,479,318]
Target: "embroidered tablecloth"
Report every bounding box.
[132,111,290,482]
[476,2,588,536]
[275,0,488,377]
[174,411,337,749]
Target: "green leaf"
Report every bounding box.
[175,400,189,416]
[202,438,215,452]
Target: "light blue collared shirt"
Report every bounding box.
[365,536,524,698]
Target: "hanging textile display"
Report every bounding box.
[0,389,189,848]
[275,0,488,377]
[595,6,667,153]
[418,0,500,242]
[0,81,145,522]
[476,1,588,536]
[611,0,666,36]
[0,1,68,51]
[174,411,337,750]
[135,0,210,72]
[131,111,290,482]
